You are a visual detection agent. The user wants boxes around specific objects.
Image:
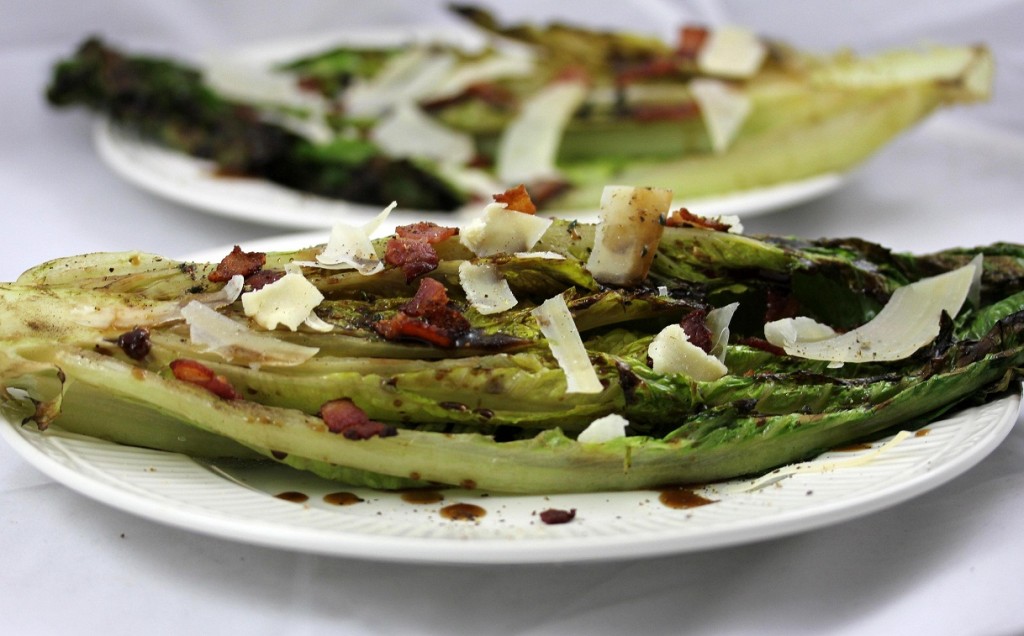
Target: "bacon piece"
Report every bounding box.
[386,222,459,281]
[738,336,786,356]
[679,308,713,353]
[677,26,710,59]
[394,221,459,244]
[615,57,679,85]
[385,238,439,282]
[492,184,537,215]
[665,207,732,232]
[243,269,285,290]
[209,245,267,282]
[169,359,241,400]
[373,277,470,347]
[320,398,397,440]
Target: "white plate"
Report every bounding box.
[91,25,847,229]
[2,389,1018,564]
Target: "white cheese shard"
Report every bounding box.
[532,294,603,394]
[344,48,457,118]
[459,261,518,315]
[648,324,728,381]
[706,302,739,362]
[427,52,535,101]
[586,185,673,286]
[696,26,767,79]
[372,101,475,167]
[241,265,327,332]
[765,256,982,363]
[495,79,588,184]
[577,413,629,444]
[303,202,396,274]
[460,202,553,257]
[180,301,319,367]
[690,78,752,153]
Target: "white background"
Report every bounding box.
[1,1,1023,634]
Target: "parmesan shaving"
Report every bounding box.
[180,301,319,367]
[241,266,327,332]
[458,261,518,315]
[707,302,739,363]
[532,294,603,394]
[372,101,475,167]
[765,256,982,362]
[586,185,672,286]
[300,202,396,274]
[697,26,767,79]
[344,49,457,118]
[495,79,587,184]
[690,78,752,153]
[577,413,629,444]
[648,324,728,381]
[460,203,553,257]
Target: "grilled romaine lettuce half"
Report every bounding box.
[2,216,1022,493]
[46,6,992,213]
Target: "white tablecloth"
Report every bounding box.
[2,2,1022,634]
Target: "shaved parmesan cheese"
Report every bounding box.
[764,317,836,349]
[706,302,739,362]
[427,52,534,101]
[765,256,982,362]
[459,261,518,315]
[496,79,587,184]
[345,49,457,118]
[241,266,326,332]
[697,26,767,79]
[648,324,728,381]
[532,294,603,394]
[303,203,396,274]
[460,203,553,257]
[372,102,475,166]
[180,301,319,367]
[690,78,752,153]
[586,185,672,286]
[577,413,629,444]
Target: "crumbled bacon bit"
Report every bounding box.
[679,308,713,353]
[373,277,470,347]
[116,327,151,360]
[208,245,266,282]
[615,57,679,85]
[386,222,460,281]
[738,336,786,356]
[320,398,397,440]
[385,238,440,282]
[676,26,710,59]
[493,184,537,215]
[539,508,577,525]
[664,207,732,232]
[394,222,459,244]
[169,359,241,400]
[244,269,285,290]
